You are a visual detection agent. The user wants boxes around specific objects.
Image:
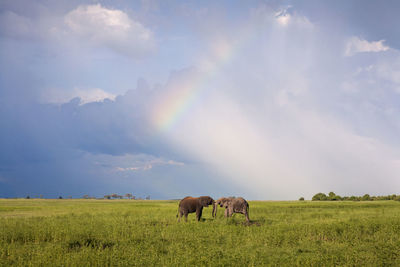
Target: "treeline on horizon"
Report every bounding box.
[21,193,150,200]
[309,192,400,201]
[7,192,400,201]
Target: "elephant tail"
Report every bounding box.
[246,202,250,221]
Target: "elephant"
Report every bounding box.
[177,196,215,222]
[215,197,250,222]
[215,197,231,217]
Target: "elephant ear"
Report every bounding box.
[223,199,231,208]
[200,196,210,207]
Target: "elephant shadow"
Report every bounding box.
[200,217,216,222]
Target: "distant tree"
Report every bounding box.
[362,194,371,201]
[299,197,305,201]
[58,196,63,199]
[145,195,150,200]
[329,193,342,201]
[111,193,118,199]
[312,193,327,201]
[40,194,44,199]
[311,192,400,201]
[83,195,89,199]
[349,196,360,201]
[104,195,111,199]
[118,195,123,199]
[132,195,136,200]
[26,195,30,199]
[125,193,133,199]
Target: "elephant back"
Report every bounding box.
[179,197,200,213]
[232,197,248,211]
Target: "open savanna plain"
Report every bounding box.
[1,199,400,266]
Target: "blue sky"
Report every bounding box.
[1,0,400,199]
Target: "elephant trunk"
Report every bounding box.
[212,202,217,217]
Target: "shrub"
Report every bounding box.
[362,194,371,201]
[312,193,327,201]
[299,197,305,201]
[349,196,360,201]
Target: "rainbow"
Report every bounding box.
[151,38,236,132]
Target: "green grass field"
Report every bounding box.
[1,199,400,266]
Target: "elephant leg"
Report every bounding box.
[224,208,228,218]
[178,211,182,222]
[245,211,250,222]
[196,208,203,221]
[244,207,250,222]
[229,207,234,217]
[184,211,189,222]
[238,210,247,221]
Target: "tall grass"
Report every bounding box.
[1,199,400,266]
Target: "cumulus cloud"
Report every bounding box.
[64,4,155,58]
[345,37,389,56]
[0,4,155,58]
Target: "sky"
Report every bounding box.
[1,0,400,200]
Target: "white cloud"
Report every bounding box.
[275,8,291,26]
[43,87,116,105]
[345,37,389,56]
[64,4,155,58]
[115,158,184,172]
[376,63,400,86]
[344,52,400,95]
[116,167,140,171]
[0,4,155,58]
[272,6,313,28]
